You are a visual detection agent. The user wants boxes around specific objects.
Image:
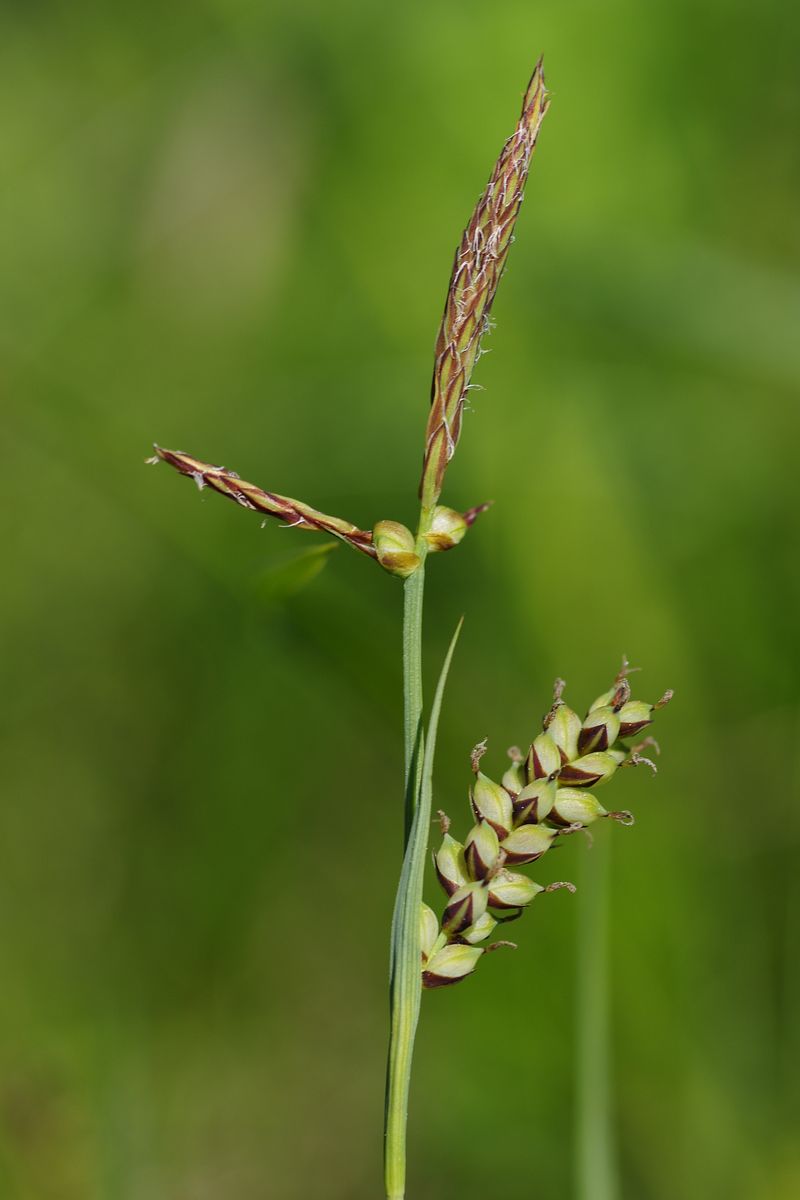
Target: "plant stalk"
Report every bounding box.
[577,833,619,1200]
[402,557,427,838]
[384,511,436,1200]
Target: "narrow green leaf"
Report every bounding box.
[385,617,464,1200]
[416,617,464,840]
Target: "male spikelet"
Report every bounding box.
[420,59,550,510]
[147,448,488,575]
[149,69,549,573]
[147,445,378,557]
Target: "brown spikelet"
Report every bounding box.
[420,59,550,508]
[149,446,377,557]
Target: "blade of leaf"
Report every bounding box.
[385,617,464,1186]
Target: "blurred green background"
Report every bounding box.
[2,1,799,1197]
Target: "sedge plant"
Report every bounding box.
[148,59,672,1200]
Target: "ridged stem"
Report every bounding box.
[577,834,619,1200]
[384,512,434,1200]
[402,557,427,837]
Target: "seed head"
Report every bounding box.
[420,902,443,964]
[512,778,557,825]
[471,771,514,837]
[578,706,622,754]
[550,787,609,827]
[617,691,673,738]
[464,820,502,880]
[545,703,582,763]
[525,731,561,782]
[421,663,672,989]
[434,831,469,897]
[558,751,621,788]
[372,520,421,577]
[422,943,484,989]
[149,445,376,557]
[456,911,498,946]
[488,870,545,910]
[500,823,557,865]
[442,882,489,936]
[424,506,469,552]
[502,759,525,795]
[419,59,550,509]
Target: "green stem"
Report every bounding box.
[384,510,438,1200]
[402,559,427,838]
[577,834,618,1200]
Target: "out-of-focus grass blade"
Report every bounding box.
[252,543,338,606]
